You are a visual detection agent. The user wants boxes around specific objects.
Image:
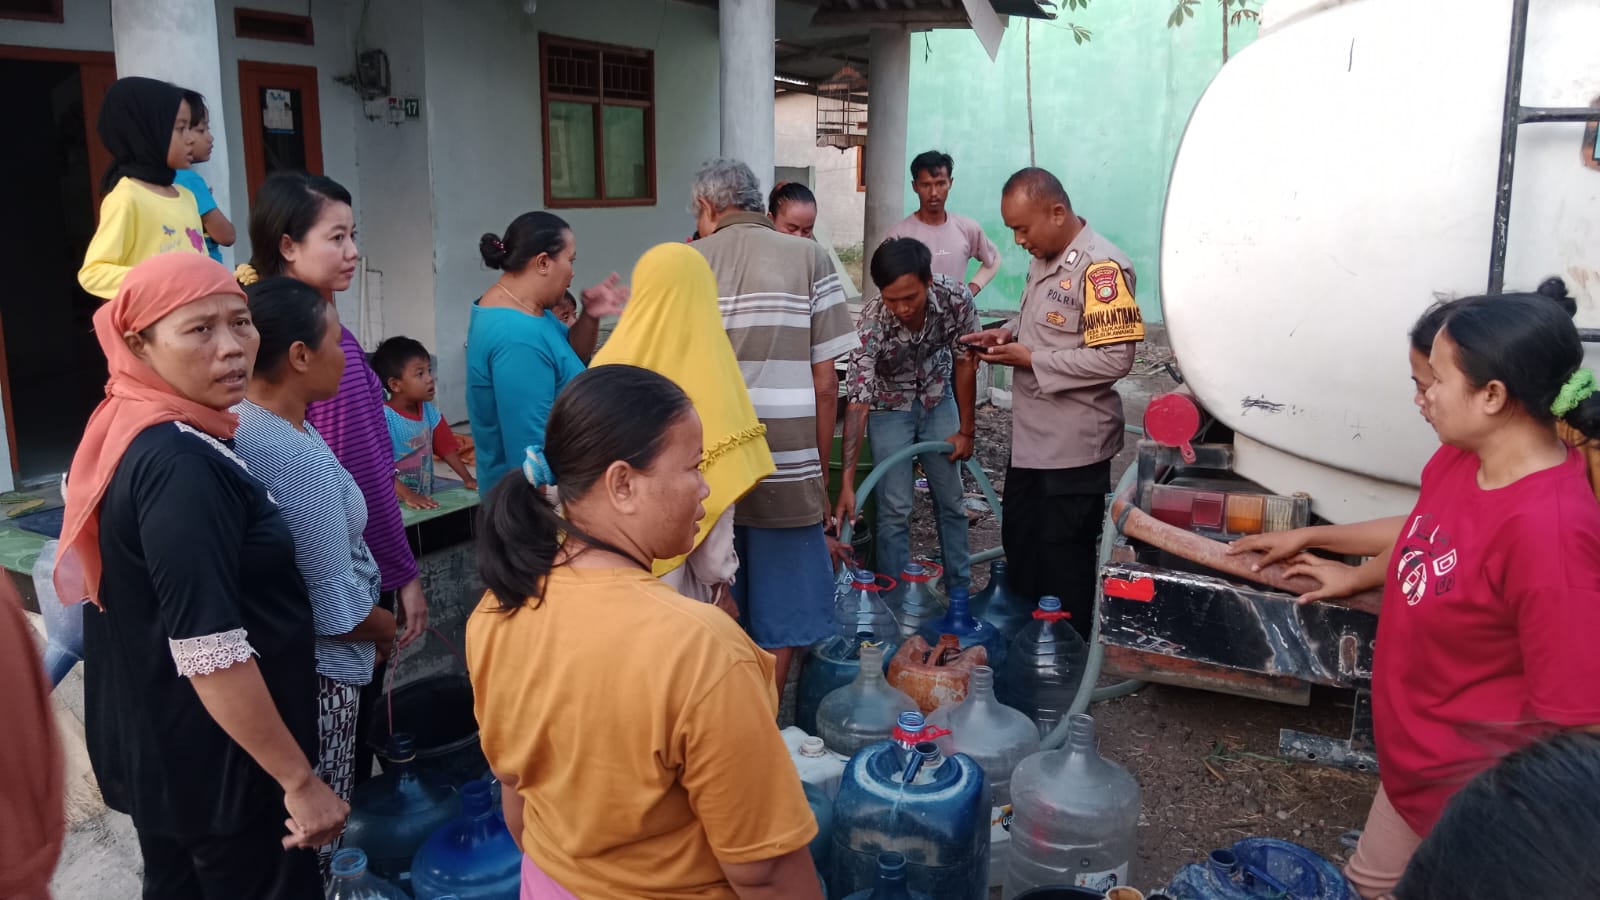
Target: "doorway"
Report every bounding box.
[238,60,323,203]
[0,47,115,486]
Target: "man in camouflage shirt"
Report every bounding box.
[836,237,981,593]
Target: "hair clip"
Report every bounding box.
[523,446,555,488]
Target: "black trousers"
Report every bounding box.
[137,824,321,900]
[1000,462,1111,641]
[353,589,398,786]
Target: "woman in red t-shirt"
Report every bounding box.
[1279,278,1600,899]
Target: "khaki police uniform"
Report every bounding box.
[1000,220,1143,634]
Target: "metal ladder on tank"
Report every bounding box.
[1487,0,1600,319]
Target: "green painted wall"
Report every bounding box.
[904,1,1260,320]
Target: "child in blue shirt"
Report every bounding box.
[172,90,234,264]
[372,337,477,509]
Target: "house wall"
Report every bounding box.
[348,0,436,352]
[212,0,366,327]
[775,90,866,251]
[904,2,1260,319]
[420,0,721,422]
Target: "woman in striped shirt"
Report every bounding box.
[242,172,428,782]
[233,276,392,869]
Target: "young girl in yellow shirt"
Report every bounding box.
[78,77,207,300]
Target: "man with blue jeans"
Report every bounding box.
[836,238,981,591]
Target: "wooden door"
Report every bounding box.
[237,60,323,203]
[0,46,116,484]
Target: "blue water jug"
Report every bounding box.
[970,560,1032,644]
[888,562,949,640]
[344,733,461,892]
[830,741,989,900]
[326,848,407,899]
[806,780,834,870]
[799,632,899,736]
[1164,838,1357,900]
[916,587,1007,670]
[842,852,936,900]
[410,780,521,900]
[997,597,1088,740]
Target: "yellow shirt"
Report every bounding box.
[78,178,207,300]
[466,567,817,899]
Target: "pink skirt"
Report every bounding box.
[521,854,580,900]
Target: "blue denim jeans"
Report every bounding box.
[867,395,970,591]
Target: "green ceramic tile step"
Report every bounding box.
[0,523,51,575]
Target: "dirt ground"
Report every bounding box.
[903,325,1378,891]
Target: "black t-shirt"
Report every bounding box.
[84,422,317,838]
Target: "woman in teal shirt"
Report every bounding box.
[467,211,628,491]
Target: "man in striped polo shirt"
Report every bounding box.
[691,159,860,690]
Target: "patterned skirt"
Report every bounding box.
[315,675,362,874]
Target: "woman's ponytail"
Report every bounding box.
[476,472,567,611]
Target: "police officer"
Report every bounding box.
[962,167,1145,637]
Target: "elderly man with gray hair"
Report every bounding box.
[691,158,859,691]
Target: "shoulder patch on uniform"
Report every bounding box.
[1082,261,1144,348]
[1066,249,1081,268]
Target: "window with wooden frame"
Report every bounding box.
[0,0,63,23]
[539,33,656,208]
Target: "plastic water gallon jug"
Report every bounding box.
[888,562,949,639]
[327,848,408,900]
[1164,838,1357,900]
[807,780,835,870]
[409,780,521,900]
[841,852,936,900]
[1004,714,1140,898]
[997,597,1088,740]
[33,540,86,688]
[970,560,1032,643]
[799,631,899,737]
[344,733,461,892]
[927,666,1041,886]
[917,587,1007,669]
[817,643,920,756]
[837,569,903,643]
[830,741,989,900]
[783,727,850,798]
[888,634,987,714]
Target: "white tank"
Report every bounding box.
[1161,0,1600,522]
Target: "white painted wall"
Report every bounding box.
[420,0,722,422]
[775,91,866,251]
[349,0,436,352]
[213,0,365,328]
[0,0,112,49]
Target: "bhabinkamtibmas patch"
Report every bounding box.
[1082,261,1144,347]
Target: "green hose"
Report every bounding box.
[836,440,1145,740]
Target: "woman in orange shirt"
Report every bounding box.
[467,365,822,900]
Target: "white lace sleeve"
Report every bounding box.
[168,628,257,677]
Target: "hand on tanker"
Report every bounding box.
[1280,553,1370,605]
[581,273,630,319]
[1227,529,1312,569]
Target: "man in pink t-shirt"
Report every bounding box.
[885,150,1002,298]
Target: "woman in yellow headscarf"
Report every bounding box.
[592,243,774,611]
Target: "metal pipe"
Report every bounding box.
[1487,0,1532,295]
